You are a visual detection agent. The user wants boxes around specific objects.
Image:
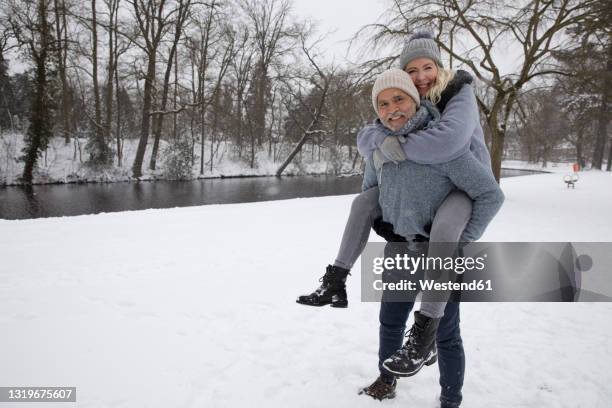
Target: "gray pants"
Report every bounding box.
[334,188,472,318]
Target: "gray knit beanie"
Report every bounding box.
[399,31,443,70]
[371,68,420,112]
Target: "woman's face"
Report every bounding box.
[404,58,438,97]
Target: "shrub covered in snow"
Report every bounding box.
[162,138,194,180]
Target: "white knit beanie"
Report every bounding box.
[371,68,420,113]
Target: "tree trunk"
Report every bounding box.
[53,0,70,144]
[276,131,310,176]
[104,0,118,163]
[591,41,611,169]
[200,122,205,174]
[277,78,329,176]
[250,132,255,168]
[91,0,105,163]
[254,66,267,147]
[173,43,178,140]
[113,3,122,167]
[489,123,504,182]
[236,90,243,158]
[575,128,585,169]
[115,84,122,167]
[130,0,171,177]
[485,92,511,183]
[190,115,195,166]
[132,54,156,178]
[23,0,52,184]
[606,136,612,171]
[149,0,190,171]
[351,147,360,170]
[196,3,213,175]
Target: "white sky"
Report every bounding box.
[290,0,521,74]
[6,0,524,79]
[7,0,389,74]
[290,0,390,65]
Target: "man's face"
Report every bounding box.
[377,88,417,132]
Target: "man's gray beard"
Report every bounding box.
[383,113,407,131]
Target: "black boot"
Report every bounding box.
[382,311,440,377]
[296,265,350,308]
[358,375,397,400]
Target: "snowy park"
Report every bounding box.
[1,164,611,408]
[1,0,611,406]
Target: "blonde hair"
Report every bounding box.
[425,67,455,105]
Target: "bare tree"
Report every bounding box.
[5,0,56,183]
[578,0,612,170]
[88,0,113,164]
[239,0,295,153]
[228,26,253,161]
[148,0,192,170]
[52,0,71,144]
[184,0,234,175]
[0,19,19,133]
[102,0,127,166]
[126,0,176,178]
[547,0,612,170]
[514,88,569,166]
[360,0,598,181]
[186,0,217,175]
[276,31,333,176]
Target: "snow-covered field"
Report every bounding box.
[1,164,611,407]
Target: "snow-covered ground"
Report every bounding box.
[1,165,611,407]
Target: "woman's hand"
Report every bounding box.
[378,136,407,164]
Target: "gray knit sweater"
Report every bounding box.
[362,152,504,242]
[359,83,504,242]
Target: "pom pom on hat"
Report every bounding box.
[409,31,435,41]
[399,31,443,70]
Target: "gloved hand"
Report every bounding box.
[372,217,407,242]
[379,135,406,163]
[373,136,406,170]
[373,149,385,171]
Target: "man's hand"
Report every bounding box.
[372,217,407,242]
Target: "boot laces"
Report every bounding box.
[318,266,350,284]
[400,324,425,358]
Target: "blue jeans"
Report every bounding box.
[378,300,465,407]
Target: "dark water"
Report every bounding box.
[0,168,542,220]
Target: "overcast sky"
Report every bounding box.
[291,0,390,65]
[291,0,522,74]
[6,0,522,76]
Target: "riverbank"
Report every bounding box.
[1,169,611,407]
[0,133,360,186]
[4,133,600,187]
